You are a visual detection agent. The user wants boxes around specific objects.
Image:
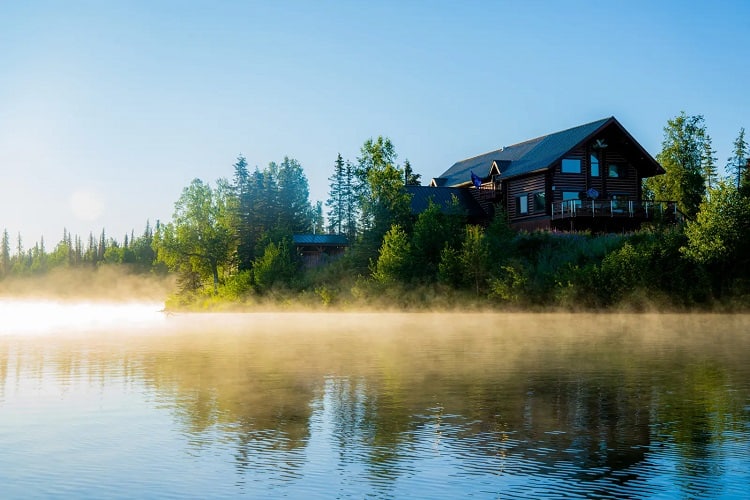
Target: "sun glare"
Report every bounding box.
[70,188,104,222]
[0,299,165,335]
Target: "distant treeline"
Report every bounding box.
[2,113,749,310]
[0,223,161,277]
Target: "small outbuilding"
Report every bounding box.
[293,234,349,268]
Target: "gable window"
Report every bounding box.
[533,191,546,213]
[590,153,600,177]
[608,163,626,178]
[515,194,528,215]
[561,158,581,174]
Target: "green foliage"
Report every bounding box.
[220,270,254,300]
[438,245,463,288]
[153,178,235,294]
[372,224,411,285]
[252,238,299,294]
[459,225,491,296]
[488,262,527,303]
[409,200,464,282]
[644,112,708,218]
[683,181,750,295]
[727,128,748,191]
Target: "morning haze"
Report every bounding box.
[1,1,750,498]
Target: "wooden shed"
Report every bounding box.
[293,234,348,268]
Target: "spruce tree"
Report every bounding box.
[1,229,10,276]
[404,159,421,185]
[701,134,719,192]
[326,153,346,234]
[232,155,253,270]
[727,128,748,191]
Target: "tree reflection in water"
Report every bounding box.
[0,312,748,497]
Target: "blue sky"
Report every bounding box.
[1,0,748,245]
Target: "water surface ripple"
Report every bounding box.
[0,309,748,498]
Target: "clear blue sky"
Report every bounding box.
[1,0,748,245]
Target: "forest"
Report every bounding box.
[2,113,749,311]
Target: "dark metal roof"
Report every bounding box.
[293,234,349,246]
[436,117,613,185]
[406,186,489,218]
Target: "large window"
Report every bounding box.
[533,191,546,213]
[516,194,528,215]
[561,158,581,174]
[590,153,600,177]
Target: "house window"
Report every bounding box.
[533,191,546,213]
[608,163,626,178]
[562,191,581,208]
[590,153,600,177]
[610,192,628,212]
[561,158,581,174]
[516,194,528,215]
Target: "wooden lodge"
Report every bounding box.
[422,117,675,232]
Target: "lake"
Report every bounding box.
[1,302,749,498]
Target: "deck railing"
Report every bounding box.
[550,200,678,220]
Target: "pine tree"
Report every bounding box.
[727,128,748,190]
[404,159,421,185]
[232,155,254,270]
[344,160,357,240]
[98,229,106,261]
[701,134,719,192]
[326,153,346,234]
[1,229,10,276]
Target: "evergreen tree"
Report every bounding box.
[727,128,748,191]
[404,159,421,185]
[701,133,719,192]
[326,153,346,234]
[372,224,411,284]
[312,201,324,234]
[98,228,107,262]
[231,155,254,270]
[344,159,358,240]
[275,156,313,233]
[1,229,9,276]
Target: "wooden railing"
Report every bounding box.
[551,200,678,220]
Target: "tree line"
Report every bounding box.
[2,113,748,309]
[0,223,158,278]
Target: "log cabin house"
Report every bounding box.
[423,117,676,232]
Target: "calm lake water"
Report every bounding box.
[1,302,749,499]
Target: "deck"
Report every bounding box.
[551,200,679,221]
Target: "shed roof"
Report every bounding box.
[406,185,489,218]
[436,117,613,186]
[293,234,349,246]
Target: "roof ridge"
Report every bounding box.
[451,117,612,165]
[508,116,612,149]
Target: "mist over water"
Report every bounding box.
[0,305,748,498]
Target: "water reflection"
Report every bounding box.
[0,312,749,498]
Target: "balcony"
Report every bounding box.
[551,200,679,221]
